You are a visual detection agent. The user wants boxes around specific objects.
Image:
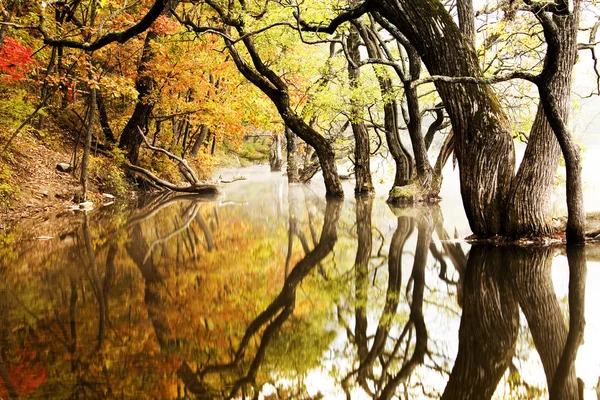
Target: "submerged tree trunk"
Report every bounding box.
[373,2,515,237]
[285,125,300,183]
[347,25,374,195]
[269,133,283,171]
[506,8,579,238]
[357,22,412,189]
[354,196,373,367]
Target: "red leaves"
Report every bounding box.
[0,350,48,397]
[0,37,34,81]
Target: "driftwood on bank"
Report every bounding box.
[126,127,221,195]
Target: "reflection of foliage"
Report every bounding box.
[0,188,583,399]
[265,315,336,379]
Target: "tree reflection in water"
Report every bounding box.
[0,189,590,399]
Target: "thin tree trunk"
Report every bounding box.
[96,91,116,144]
[550,244,586,399]
[347,25,374,195]
[81,87,97,201]
[0,2,15,51]
[354,196,373,366]
[356,22,412,189]
[456,0,476,45]
[285,125,300,183]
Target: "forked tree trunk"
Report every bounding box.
[373,2,516,237]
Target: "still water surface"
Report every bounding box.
[0,166,599,399]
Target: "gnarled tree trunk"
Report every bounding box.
[373,1,516,237]
[506,8,579,238]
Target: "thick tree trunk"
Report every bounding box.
[347,26,374,195]
[373,2,516,237]
[118,32,157,164]
[506,9,579,238]
[285,125,300,183]
[535,6,585,243]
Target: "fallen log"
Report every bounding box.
[126,163,221,195]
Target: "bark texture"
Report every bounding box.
[506,8,579,237]
[373,1,516,237]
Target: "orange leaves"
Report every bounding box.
[0,37,34,82]
[149,15,179,35]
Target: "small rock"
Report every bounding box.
[79,201,94,210]
[56,163,72,173]
[102,193,115,199]
[26,203,34,207]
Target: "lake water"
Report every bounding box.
[0,165,598,399]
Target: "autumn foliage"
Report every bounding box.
[0,37,33,82]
